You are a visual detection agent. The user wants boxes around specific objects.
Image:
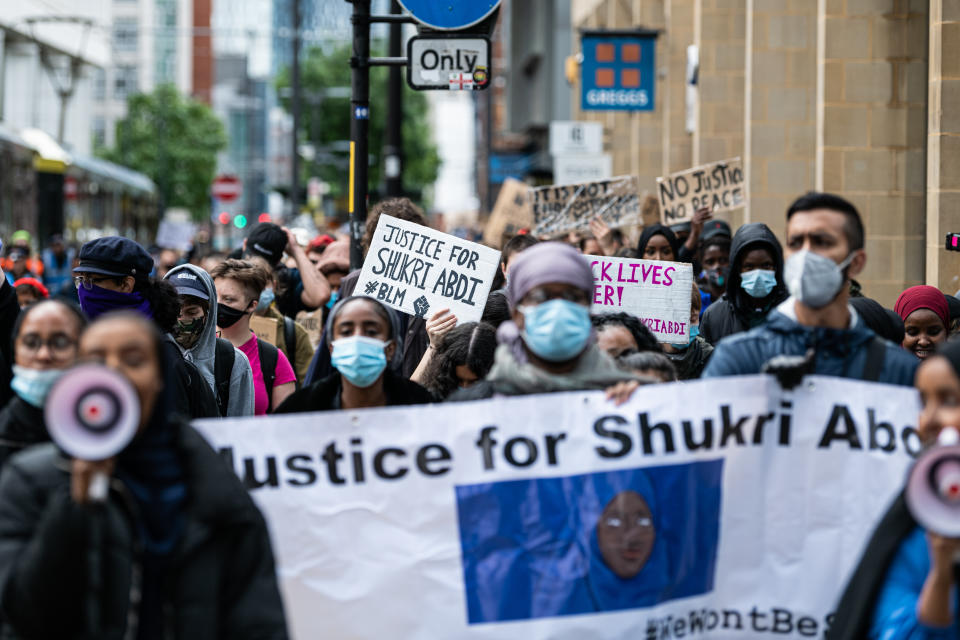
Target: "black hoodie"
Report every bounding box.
[699,223,788,345]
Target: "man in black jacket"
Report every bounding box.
[699,222,789,345]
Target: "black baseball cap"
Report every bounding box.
[74,236,153,278]
[245,223,287,267]
[669,222,692,235]
[701,220,732,243]
[168,269,209,300]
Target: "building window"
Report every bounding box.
[112,18,138,52]
[92,117,107,149]
[114,66,138,99]
[93,68,106,100]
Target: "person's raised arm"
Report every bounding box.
[282,227,331,310]
[410,309,457,385]
[683,207,713,255]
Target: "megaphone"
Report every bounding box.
[44,364,140,501]
[906,426,960,537]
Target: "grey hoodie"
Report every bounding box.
[165,264,255,416]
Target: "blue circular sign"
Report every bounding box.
[397,0,500,31]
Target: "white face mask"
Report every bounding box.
[784,250,856,309]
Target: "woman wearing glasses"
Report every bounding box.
[0,299,86,467]
[450,242,641,401]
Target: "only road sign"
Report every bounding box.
[408,36,490,91]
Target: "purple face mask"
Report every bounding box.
[78,284,153,320]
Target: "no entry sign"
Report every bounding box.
[211,175,241,202]
[398,0,500,31]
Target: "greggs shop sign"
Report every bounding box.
[581,29,658,112]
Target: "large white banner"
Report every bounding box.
[195,376,920,639]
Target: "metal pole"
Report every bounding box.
[383,0,403,197]
[291,0,302,216]
[349,0,370,270]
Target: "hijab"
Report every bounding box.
[636,224,680,261]
[581,469,672,612]
[894,286,950,330]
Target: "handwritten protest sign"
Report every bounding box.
[530,175,641,238]
[657,157,745,225]
[196,376,919,639]
[587,255,694,342]
[482,178,534,248]
[250,315,280,345]
[355,215,501,324]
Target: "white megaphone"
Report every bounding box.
[906,426,960,537]
[44,364,140,502]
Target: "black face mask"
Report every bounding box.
[217,302,247,329]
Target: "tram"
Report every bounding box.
[0,124,157,248]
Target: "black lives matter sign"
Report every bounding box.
[530,175,641,238]
[355,215,501,323]
[657,157,746,225]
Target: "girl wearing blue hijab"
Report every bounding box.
[581,469,673,611]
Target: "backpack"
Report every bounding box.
[282,316,296,359]
[213,338,236,417]
[257,338,280,412]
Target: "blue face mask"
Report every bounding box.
[520,299,593,362]
[669,324,699,351]
[331,336,389,388]
[326,290,339,310]
[740,269,777,299]
[256,287,275,312]
[11,365,66,408]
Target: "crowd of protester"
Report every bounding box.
[0,189,956,637]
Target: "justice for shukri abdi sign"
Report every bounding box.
[587,255,694,343]
[195,376,920,639]
[355,215,501,324]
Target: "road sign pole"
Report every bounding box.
[383,0,403,198]
[348,0,371,270]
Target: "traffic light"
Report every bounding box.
[233,214,248,229]
[218,212,230,225]
[258,213,271,224]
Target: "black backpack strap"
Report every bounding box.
[283,316,296,357]
[213,338,235,417]
[257,339,279,410]
[861,337,887,383]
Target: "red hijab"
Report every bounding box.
[893,285,950,329]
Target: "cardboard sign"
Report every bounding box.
[657,157,745,225]
[250,315,279,346]
[195,376,920,639]
[356,215,501,324]
[530,175,641,238]
[587,255,694,342]
[482,178,534,248]
[295,309,324,350]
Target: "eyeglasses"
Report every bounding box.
[521,287,590,306]
[74,275,117,290]
[17,333,76,358]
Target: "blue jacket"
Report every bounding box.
[869,526,959,639]
[702,305,918,386]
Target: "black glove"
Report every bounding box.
[762,348,816,390]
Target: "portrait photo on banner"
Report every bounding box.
[455,459,723,624]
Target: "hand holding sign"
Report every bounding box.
[426,309,458,348]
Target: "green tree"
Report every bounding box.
[277,44,441,203]
[99,84,227,220]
